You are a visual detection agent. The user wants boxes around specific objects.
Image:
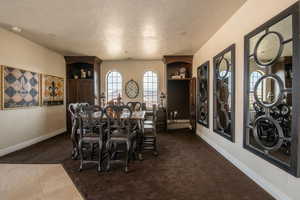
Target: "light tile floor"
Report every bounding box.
[0,164,83,200]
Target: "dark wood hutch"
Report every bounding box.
[65,56,102,132]
[163,55,196,131]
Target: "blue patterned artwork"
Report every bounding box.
[2,66,40,109]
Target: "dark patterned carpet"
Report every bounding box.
[0,130,274,200]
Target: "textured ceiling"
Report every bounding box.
[0,0,246,60]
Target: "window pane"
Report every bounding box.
[106,71,122,101]
[143,71,158,107]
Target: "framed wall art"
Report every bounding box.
[244,3,300,177]
[1,66,40,109]
[197,61,210,128]
[213,44,236,142]
[41,74,64,106]
[125,79,139,99]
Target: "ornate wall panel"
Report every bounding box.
[244,3,300,177]
[2,66,40,109]
[125,79,139,99]
[42,74,64,105]
[197,61,209,128]
[213,44,236,142]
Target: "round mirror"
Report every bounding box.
[254,74,284,108]
[199,68,206,79]
[199,80,207,101]
[216,107,230,131]
[125,79,139,99]
[253,116,284,151]
[217,57,230,80]
[199,105,208,121]
[280,104,290,116]
[254,31,283,67]
[218,81,229,103]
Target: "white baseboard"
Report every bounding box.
[198,132,291,200]
[0,128,66,157]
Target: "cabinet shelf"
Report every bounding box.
[68,78,93,81]
[168,78,192,81]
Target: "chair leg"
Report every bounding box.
[153,127,158,156]
[132,139,137,161]
[153,137,159,156]
[98,141,103,172]
[128,140,134,163]
[112,143,118,160]
[106,141,111,171]
[78,140,83,172]
[90,143,94,160]
[125,141,130,173]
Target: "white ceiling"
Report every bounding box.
[0,0,246,60]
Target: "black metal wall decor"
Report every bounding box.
[244,3,300,177]
[125,79,139,99]
[197,61,210,128]
[213,44,236,142]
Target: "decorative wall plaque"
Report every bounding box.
[125,79,139,99]
[42,74,64,105]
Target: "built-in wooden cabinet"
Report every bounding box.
[65,56,102,132]
[163,55,195,131]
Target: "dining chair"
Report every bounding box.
[68,103,89,159]
[141,103,147,111]
[127,102,142,111]
[105,105,137,172]
[78,105,105,172]
[143,104,159,156]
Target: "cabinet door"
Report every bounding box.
[77,80,94,105]
[67,79,78,103]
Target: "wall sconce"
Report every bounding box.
[100,92,106,107]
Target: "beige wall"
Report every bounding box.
[193,0,300,200]
[101,60,165,104]
[0,28,66,151]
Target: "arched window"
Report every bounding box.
[249,71,263,108]
[143,71,158,107]
[106,71,122,102]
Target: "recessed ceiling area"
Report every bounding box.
[0,0,246,60]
